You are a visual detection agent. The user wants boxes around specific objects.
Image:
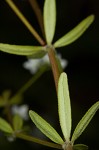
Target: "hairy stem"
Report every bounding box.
[16,133,62,149]
[5,0,45,46]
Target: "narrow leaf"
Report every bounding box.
[73,144,88,150]
[71,101,99,143]
[13,114,23,131]
[44,0,56,44]
[0,117,14,133]
[0,43,46,58]
[27,51,46,59]
[29,110,64,144]
[58,72,71,141]
[54,15,94,48]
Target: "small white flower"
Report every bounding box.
[11,104,29,120]
[23,53,68,74]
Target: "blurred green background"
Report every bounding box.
[0,0,99,150]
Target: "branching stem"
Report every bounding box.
[28,0,61,92]
[5,0,60,93]
[4,1,63,148]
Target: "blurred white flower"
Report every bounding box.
[57,53,68,69]
[11,104,29,120]
[23,55,49,74]
[23,53,68,74]
[7,135,16,142]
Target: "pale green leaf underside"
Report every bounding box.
[29,110,64,144]
[54,15,94,48]
[0,117,14,133]
[0,43,46,58]
[73,144,88,150]
[71,101,99,143]
[27,51,46,59]
[13,114,23,131]
[58,73,71,141]
[44,0,56,44]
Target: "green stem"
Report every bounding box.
[5,0,45,46]
[28,0,45,38]
[11,65,49,99]
[16,132,62,149]
[6,0,61,93]
[62,142,73,150]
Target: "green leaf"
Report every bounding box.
[71,101,99,143]
[0,43,46,58]
[29,110,64,144]
[73,144,88,150]
[54,15,94,48]
[44,0,56,44]
[0,117,14,133]
[58,72,71,141]
[13,114,23,131]
[27,51,46,59]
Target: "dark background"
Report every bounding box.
[0,0,99,150]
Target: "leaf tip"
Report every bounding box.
[59,72,67,84]
[29,110,33,117]
[88,14,95,23]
